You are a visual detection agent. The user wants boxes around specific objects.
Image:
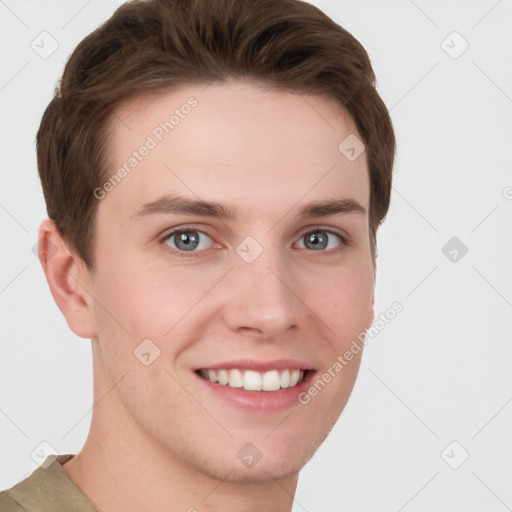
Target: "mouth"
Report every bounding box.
[194,362,316,411]
[195,368,308,391]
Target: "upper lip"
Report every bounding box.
[195,358,314,372]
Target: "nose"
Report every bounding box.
[221,246,301,340]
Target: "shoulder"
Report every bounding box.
[0,469,41,512]
[0,456,61,511]
[0,491,25,512]
[0,454,95,512]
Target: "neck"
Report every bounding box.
[62,357,299,512]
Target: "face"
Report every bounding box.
[85,80,374,482]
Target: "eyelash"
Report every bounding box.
[159,224,352,258]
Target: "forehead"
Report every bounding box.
[101,81,369,221]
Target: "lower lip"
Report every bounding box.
[195,370,316,411]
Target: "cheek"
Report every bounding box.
[92,256,219,347]
[302,261,374,349]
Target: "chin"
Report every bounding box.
[212,459,305,484]
[196,438,318,484]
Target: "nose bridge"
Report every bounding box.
[222,237,300,337]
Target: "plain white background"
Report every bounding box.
[1,0,511,510]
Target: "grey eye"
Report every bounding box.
[298,231,342,251]
[164,230,212,252]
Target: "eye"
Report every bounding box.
[160,225,350,257]
[162,228,213,253]
[296,229,347,252]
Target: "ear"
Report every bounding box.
[37,219,97,339]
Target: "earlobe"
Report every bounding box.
[37,219,97,339]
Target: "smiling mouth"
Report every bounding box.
[196,368,308,391]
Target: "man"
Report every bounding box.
[1,0,395,510]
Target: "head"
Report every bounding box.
[37,0,395,484]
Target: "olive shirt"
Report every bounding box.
[0,454,97,511]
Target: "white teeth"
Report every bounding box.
[199,368,306,391]
[289,369,300,387]
[228,369,243,388]
[244,370,262,391]
[218,369,229,385]
[280,369,290,388]
[262,370,281,391]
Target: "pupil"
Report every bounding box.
[307,232,327,250]
[176,231,199,251]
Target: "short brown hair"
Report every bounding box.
[37,0,395,269]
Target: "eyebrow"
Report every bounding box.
[132,194,366,221]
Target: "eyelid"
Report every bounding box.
[160,223,212,240]
[297,224,350,241]
[159,223,352,256]
[295,225,352,251]
[159,224,219,254]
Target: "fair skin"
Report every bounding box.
[38,80,375,512]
